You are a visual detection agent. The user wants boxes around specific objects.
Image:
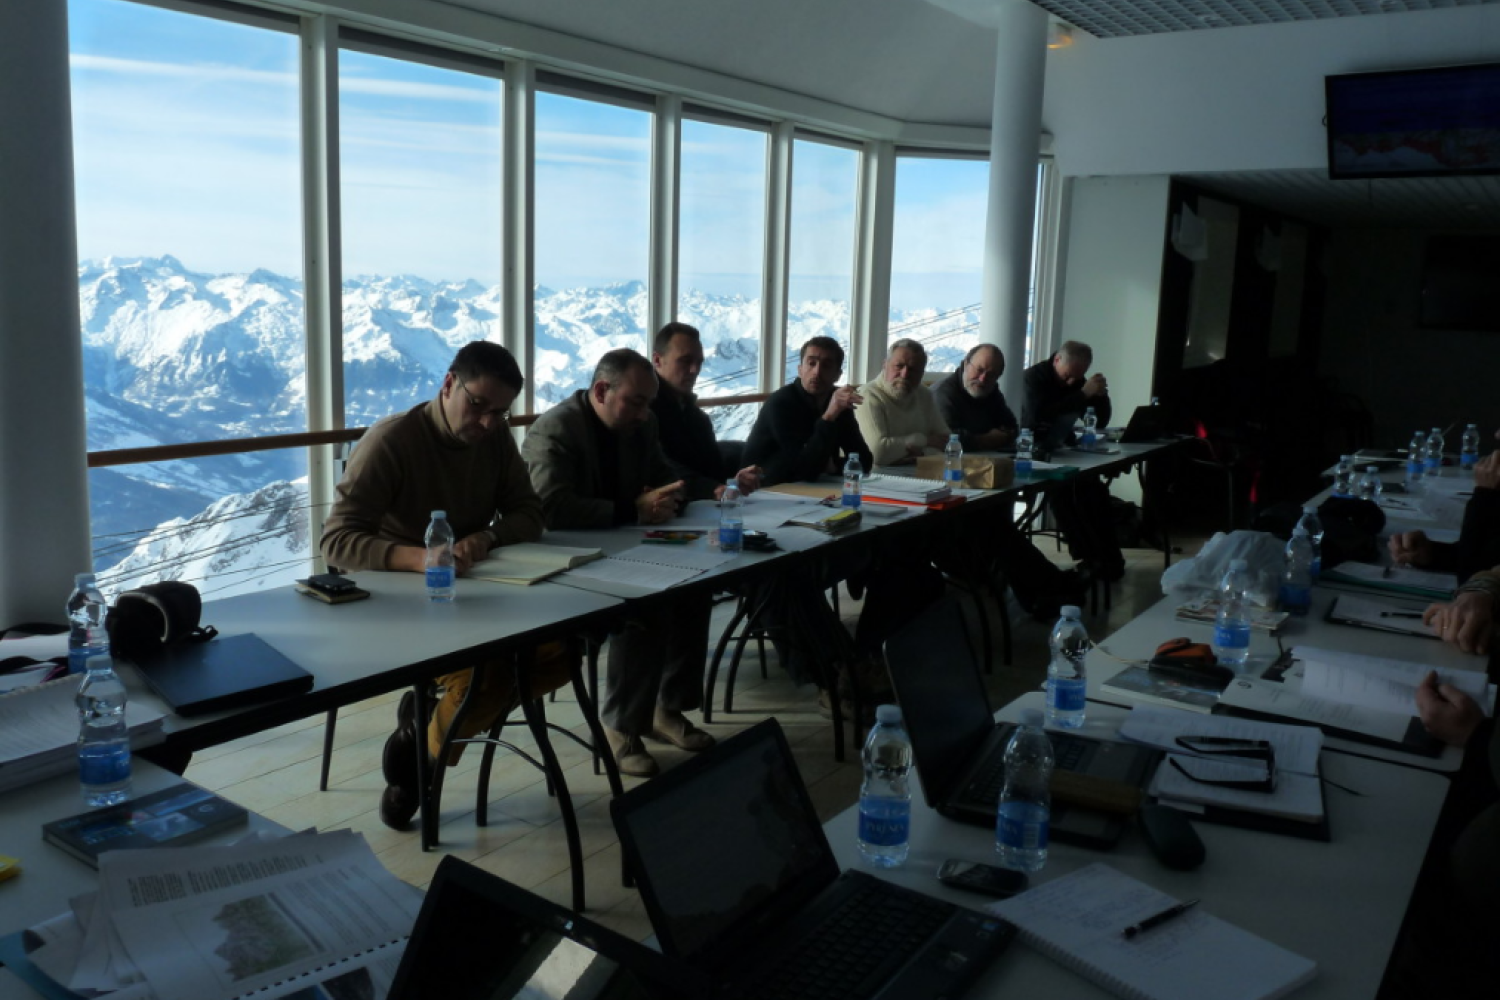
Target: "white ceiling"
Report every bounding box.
[1029,0,1500,38]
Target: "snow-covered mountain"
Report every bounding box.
[80,256,977,600]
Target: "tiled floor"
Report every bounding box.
[184,538,1195,942]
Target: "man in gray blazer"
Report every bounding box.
[522,348,714,777]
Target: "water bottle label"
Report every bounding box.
[1462,454,1477,470]
[1408,460,1423,478]
[79,746,131,786]
[1046,677,1086,712]
[1279,584,1311,612]
[1425,457,1440,473]
[1015,460,1032,477]
[858,799,910,847]
[1212,624,1250,650]
[944,468,963,483]
[997,802,1048,851]
[1081,433,1096,449]
[68,647,91,675]
[426,566,455,589]
[719,524,743,549]
[1310,557,1321,581]
[842,491,861,509]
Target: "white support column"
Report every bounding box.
[503,60,536,411]
[0,1,93,622]
[850,139,896,385]
[300,15,342,572]
[648,94,681,338]
[760,122,794,394]
[982,0,1048,404]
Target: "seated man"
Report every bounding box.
[522,348,713,777]
[744,337,941,692]
[649,321,760,500]
[321,342,566,830]
[853,337,949,466]
[1021,339,1127,581]
[1390,437,1500,583]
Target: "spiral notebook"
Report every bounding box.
[989,864,1316,1000]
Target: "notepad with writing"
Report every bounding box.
[989,864,1316,1000]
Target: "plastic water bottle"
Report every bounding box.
[858,705,912,868]
[1406,430,1427,491]
[842,453,862,509]
[1045,606,1088,729]
[1298,505,1325,581]
[1462,424,1481,472]
[1015,428,1034,478]
[943,434,964,486]
[718,480,744,554]
[66,573,110,676]
[996,708,1053,873]
[1332,455,1356,498]
[1425,428,1445,477]
[1280,528,1314,616]
[1357,465,1383,503]
[77,654,131,807]
[425,510,456,602]
[1081,407,1099,449]
[1211,558,1253,669]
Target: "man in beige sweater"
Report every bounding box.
[854,338,951,467]
[321,341,564,830]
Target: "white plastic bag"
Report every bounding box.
[1161,530,1286,607]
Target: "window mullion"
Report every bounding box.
[649,94,681,337]
[850,139,895,385]
[504,59,535,414]
[761,121,793,395]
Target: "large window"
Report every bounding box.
[889,155,989,373]
[338,38,504,426]
[532,87,652,410]
[70,0,309,596]
[785,136,857,382]
[678,116,768,405]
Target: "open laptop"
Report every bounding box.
[610,719,1015,1000]
[389,854,692,1000]
[1119,404,1172,443]
[884,596,1157,849]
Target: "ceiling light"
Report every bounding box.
[1048,22,1074,49]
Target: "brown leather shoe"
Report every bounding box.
[605,727,659,777]
[379,692,420,830]
[648,708,716,751]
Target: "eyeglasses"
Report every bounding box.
[455,378,510,421]
[1170,737,1277,793]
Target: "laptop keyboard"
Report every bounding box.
[748,883,951,1000]
[966,733,1087,803]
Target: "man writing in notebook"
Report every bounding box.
[321,341,567,830]
[522,348,714,777]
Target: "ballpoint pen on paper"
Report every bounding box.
[1123,899,1200,939]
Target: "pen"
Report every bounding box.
[1379,611,1424,619]
[1123,899,1200,939]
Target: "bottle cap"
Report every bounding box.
[1060,605,1082,619]
[875,704,902,724]
[1019,707,1045,728]
[431,510,446,519]
[75,572,96,586]
[1366,465,1378,473]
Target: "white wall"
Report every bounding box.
[1054,174,1172,502]
[1043,5,1500,179]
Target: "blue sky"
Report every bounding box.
[68,0,988,312]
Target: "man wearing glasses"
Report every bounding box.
[322,341,562,830]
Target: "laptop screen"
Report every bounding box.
[389,857,685,1000]
[883,597,998,804]
[614,723,834,962]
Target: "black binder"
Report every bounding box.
[131,632,312,717]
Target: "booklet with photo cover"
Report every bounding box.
[43,782,248,868]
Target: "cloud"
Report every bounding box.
[70,53,294,88]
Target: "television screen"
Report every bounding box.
[1326,62,1500,179]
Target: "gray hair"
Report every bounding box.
[962,343,1004,370]
[887,338,928,366]
[1056,340,1093,366]
[592,348,654,389]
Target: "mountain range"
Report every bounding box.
[80,256,979,600]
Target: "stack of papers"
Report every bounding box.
[7,829,420,1000]
[1294,645,1492,718]
[0,677,164,794]
[565,542,737,590]
[862,473,952,504]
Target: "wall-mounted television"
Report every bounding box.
[1325,62,1500,180]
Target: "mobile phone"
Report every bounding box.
[936,859,1028,898]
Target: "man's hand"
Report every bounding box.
[1423,590,1497,655]
[1475,449,1500,491]
[733,465,762,495]
[926,433,949,451]
[452,532,492,574]
[1081,373,1108,398]
[1388,530,1434,568]
[822,385,863,421]
[1415,670,1485,747]
[635,481,685,525]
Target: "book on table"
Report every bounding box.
[990,863,1316,1000]
[0,675,164,794]
[1100,665,1225,714]
[42,782,248,868]
[467,542,604,584]
[1174,596,1288,633]
[861,473,952,504]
